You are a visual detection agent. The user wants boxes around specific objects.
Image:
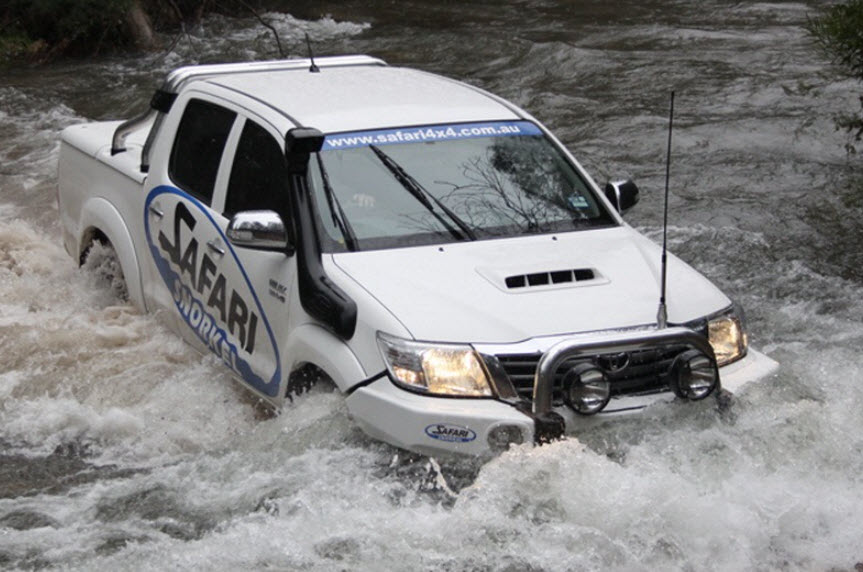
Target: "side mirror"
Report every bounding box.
[604,179,640,214]
[227,210,292,253]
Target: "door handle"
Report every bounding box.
[206,240,226,256]
[148,204,164,218]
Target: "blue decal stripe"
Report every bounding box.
[144,185,283,397]
[323,121,543,150]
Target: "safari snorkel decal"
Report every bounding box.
[144,186,282,397]
[425,423,477,443]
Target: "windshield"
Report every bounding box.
[308,121,616,251]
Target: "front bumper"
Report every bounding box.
[346,342,778,457]
[346,376,535,456]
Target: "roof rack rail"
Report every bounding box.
[111,55,387,171]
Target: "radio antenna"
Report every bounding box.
[306,33,320,73]
[657,91,674,329]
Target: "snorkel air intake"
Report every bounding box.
[285,127,358,340]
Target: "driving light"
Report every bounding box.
[708,311,747,366]
[563,363,610,415]
[377,332,493,397]
[669,349,719,400]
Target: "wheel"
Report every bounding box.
[80,238,129,302]
[286,363,335,401]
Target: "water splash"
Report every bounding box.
[2,3,863,571]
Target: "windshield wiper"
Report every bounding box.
[316,155,359,251]
[368,145,477,241]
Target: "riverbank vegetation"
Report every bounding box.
[0,0,275,62]
[808,0,863,150]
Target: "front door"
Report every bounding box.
[142,98,288,399]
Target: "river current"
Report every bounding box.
[1,1,862,570]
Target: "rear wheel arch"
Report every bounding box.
[78,198,146,310]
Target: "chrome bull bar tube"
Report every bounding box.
[532,327,716,417]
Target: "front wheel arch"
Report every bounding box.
[286,363,336,400]
[282,324,368,395]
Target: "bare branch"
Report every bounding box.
[234,0,285,58]
[160,0,198,58]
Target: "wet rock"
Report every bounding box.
[0,446,139,499]
[0,451,89,499]
[313,537,361,562]
[94,485,217,540]
[95,534,148,555]
[0,509,59,530]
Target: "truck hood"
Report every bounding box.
[331,226,730,344]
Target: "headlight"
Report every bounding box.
[707,308,748,367]
[377,332,493,397]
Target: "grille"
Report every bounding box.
[496,345,689,403]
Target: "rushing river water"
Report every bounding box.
[2,1,863,570]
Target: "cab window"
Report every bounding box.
[223,119,289,218]
[169,99,236,205]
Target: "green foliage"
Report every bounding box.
[808,0,863,146]
[2,0,134,56]
[0,0,267,59]
[0,32,33,62]
[808,0,863,75]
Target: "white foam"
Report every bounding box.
[2,5,863,571]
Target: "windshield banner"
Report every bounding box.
[322,121,543,150]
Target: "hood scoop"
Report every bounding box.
[505,268,596,289]
[477,263,608,293]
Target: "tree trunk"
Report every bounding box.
[126,0,156,50]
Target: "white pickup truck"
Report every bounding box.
[58,55,778,456]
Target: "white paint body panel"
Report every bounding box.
[56,55,780,456]
[210,66,521,134]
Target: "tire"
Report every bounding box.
[81,238,129,302]
[286,363,335,401]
